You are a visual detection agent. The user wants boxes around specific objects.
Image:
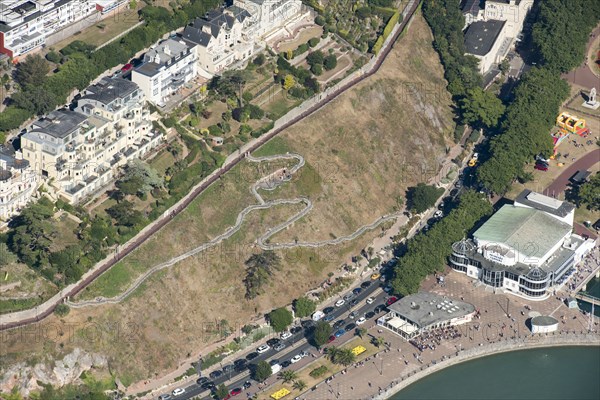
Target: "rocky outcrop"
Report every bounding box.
[0,348,107,397]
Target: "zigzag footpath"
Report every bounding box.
[0,0,420,331]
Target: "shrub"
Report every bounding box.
[309,366,328,378]
[54,304,70,317]
[308,37,320,48]
[310,63,323,75]
[323,54,337,71]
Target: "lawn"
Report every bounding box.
[149,150,176,175]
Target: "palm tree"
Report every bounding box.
[372,336,385,348]
[335,348,356,366]
[356,327,367,339]
[279,370,298,383]
[326,346,340,363]
[293,379,307,391]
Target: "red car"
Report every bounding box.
[386,296,398,306]
[121,63,133,73]
[230,388,242,396]
[534,164,548,172]
[328,335,336,343]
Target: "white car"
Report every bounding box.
[366,297,375,304]
[256,344,270,354]
[290,354,302,363]
[356,317,367,325]
[335,299,345,307]
[280,331,292,340]
[434,210,443,219]
[172,388,185,396]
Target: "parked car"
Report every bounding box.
[246,352,259,361]
[121,63,133,73]
[356,317,367,325]
[323,314,335,322]
[534,164,548,171]
[230,388,242,396]
[334,328,346,338]
[371,273,381,280]
[299,351,309,358]
[172,388,185,396]
[345,323,356,331]
[158,395,172,400]
[209,370,223,379]
[352,287,362,295]
[233,359,247,371]
[280,331,292,340]
[290,326,303,334]
[349,311,357,319]
[386,296,398,306]
[333,320,345,329]
[361,281,372,289]
[365,311,376,319]
[256,344,270,354]
[335,299,346,307]
[350,299,358,306]
[328,335,336,343]
[201,381,215,390]
[222,364,235,374]
[290,354,302,363]
[274,342,286,351]
[243,381,252,390]
[366,297,375,304]
[323,306,335,314]
[266,338,281,347]
[343,293,355,301]
[281,360,292,368]
[434,210,443,219]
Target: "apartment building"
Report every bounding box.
[0,0,98,58]
[21,78,163,203]
[0,146,38,220]
[131,38,197,106]
[234,0,303,38]
[181,6,254,75]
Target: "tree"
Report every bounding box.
[0,242,17,265]
[279,370,298,383]
[459,87,505,128]
[308,37,320,48]
[293,297,316,318]
[499,58,510,75]
[293,380,307,391]
[406,183,444,213]
[310,63,323,76]
[12,86,58,115]
[268,307,293,332]
[15,54,49,87]
[54,304,70,317]
[214,384,229,400]
[252,360,272,382]
[312,320,332,348]
[306,50,324,66]
[283,74,296,90]
[323,54,338,71]
[356,327,367,339]
[106,201,145,227]
[117,160,163,195]
[577,172,600,211]
[372,336,385,348]
[253,53,266,66]
[327,347,355,366]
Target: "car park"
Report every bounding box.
[335,299,346,307]
[333,320,345,329]
[361,281,371,289]
[266,338,281,347]
[366,297,375,304]
[356,317,366,325]
[365,311,376,319]
[256,344,270,354]
[172,388,185,396]
[280,331,292,340]
[290,354,302,363]
[274,342,287,351]
[334,328,346,337]
[352,287,362,295]
[246,352,259,361]
[209,370,223,379]
[345,323,356,331]
[386,296,398,306]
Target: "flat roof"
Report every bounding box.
[387,292,475,329]
[28,109,87,140]
[464,20,506,56]
[570,170,591,184]
[473,205,572,259]
[514,189,576,218]
[80,77,139,105]
[531,315,558,326]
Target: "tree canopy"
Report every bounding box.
[268,307,293,332]
[312,320,332,348]
[293,296,316,318]
[459,87,505,128]
[406,183,444,213]
[577,172,600,211]
[252,360,272,382]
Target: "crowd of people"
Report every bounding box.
[408,326,462,352]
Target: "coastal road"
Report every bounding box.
[159,275,393,400]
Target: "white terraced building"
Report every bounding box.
[0,0,105,58]
[0,146,38,220]
[131,38,198,106]
[234,0,304,39]
[449,190,596,300]
[21,77,163,203]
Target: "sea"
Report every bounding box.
[579,276,600,317]
[391,346,600,400]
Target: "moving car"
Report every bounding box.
[356,317,366,325]
[256,344,270,354]
[172,388,185,396]
[335,299,345,307]
[366,297,375,304]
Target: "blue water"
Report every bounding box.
[392,346,600,400]
[579,276,600,317]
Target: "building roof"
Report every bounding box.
[134,38,194,77]
[473,205,572,259]
[184,6,249,47]
[387,292,476,329]
[80,77,139,105]
[461,0,482,15]
[28,109,87,139]
[464,20,506,56]
[531,315,558,327]
[0,145,29,170]
[570,170,592,184]
[181,25,213,47]
[514,189,576,218]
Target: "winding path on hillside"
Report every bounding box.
[67,153,402,307]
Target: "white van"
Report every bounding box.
[312,311,325,321]
[271,363,282,375]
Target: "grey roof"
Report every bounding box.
[514,189,576,218]
[531,315,558,326]
[135,38,194,76]
[387,292,476,329]
[464,20,506,56]
[181,25,213,47]
[570,170,592,184]
[184,6,250,47]
[473,204,572,259]
[461,0,482,15]
[29,110,87,139]
[0,145,29,170]
[80,77,139,105]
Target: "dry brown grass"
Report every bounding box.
[1,13,455,385]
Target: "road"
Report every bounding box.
[543,148,600,196]
[161,274,393,400]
